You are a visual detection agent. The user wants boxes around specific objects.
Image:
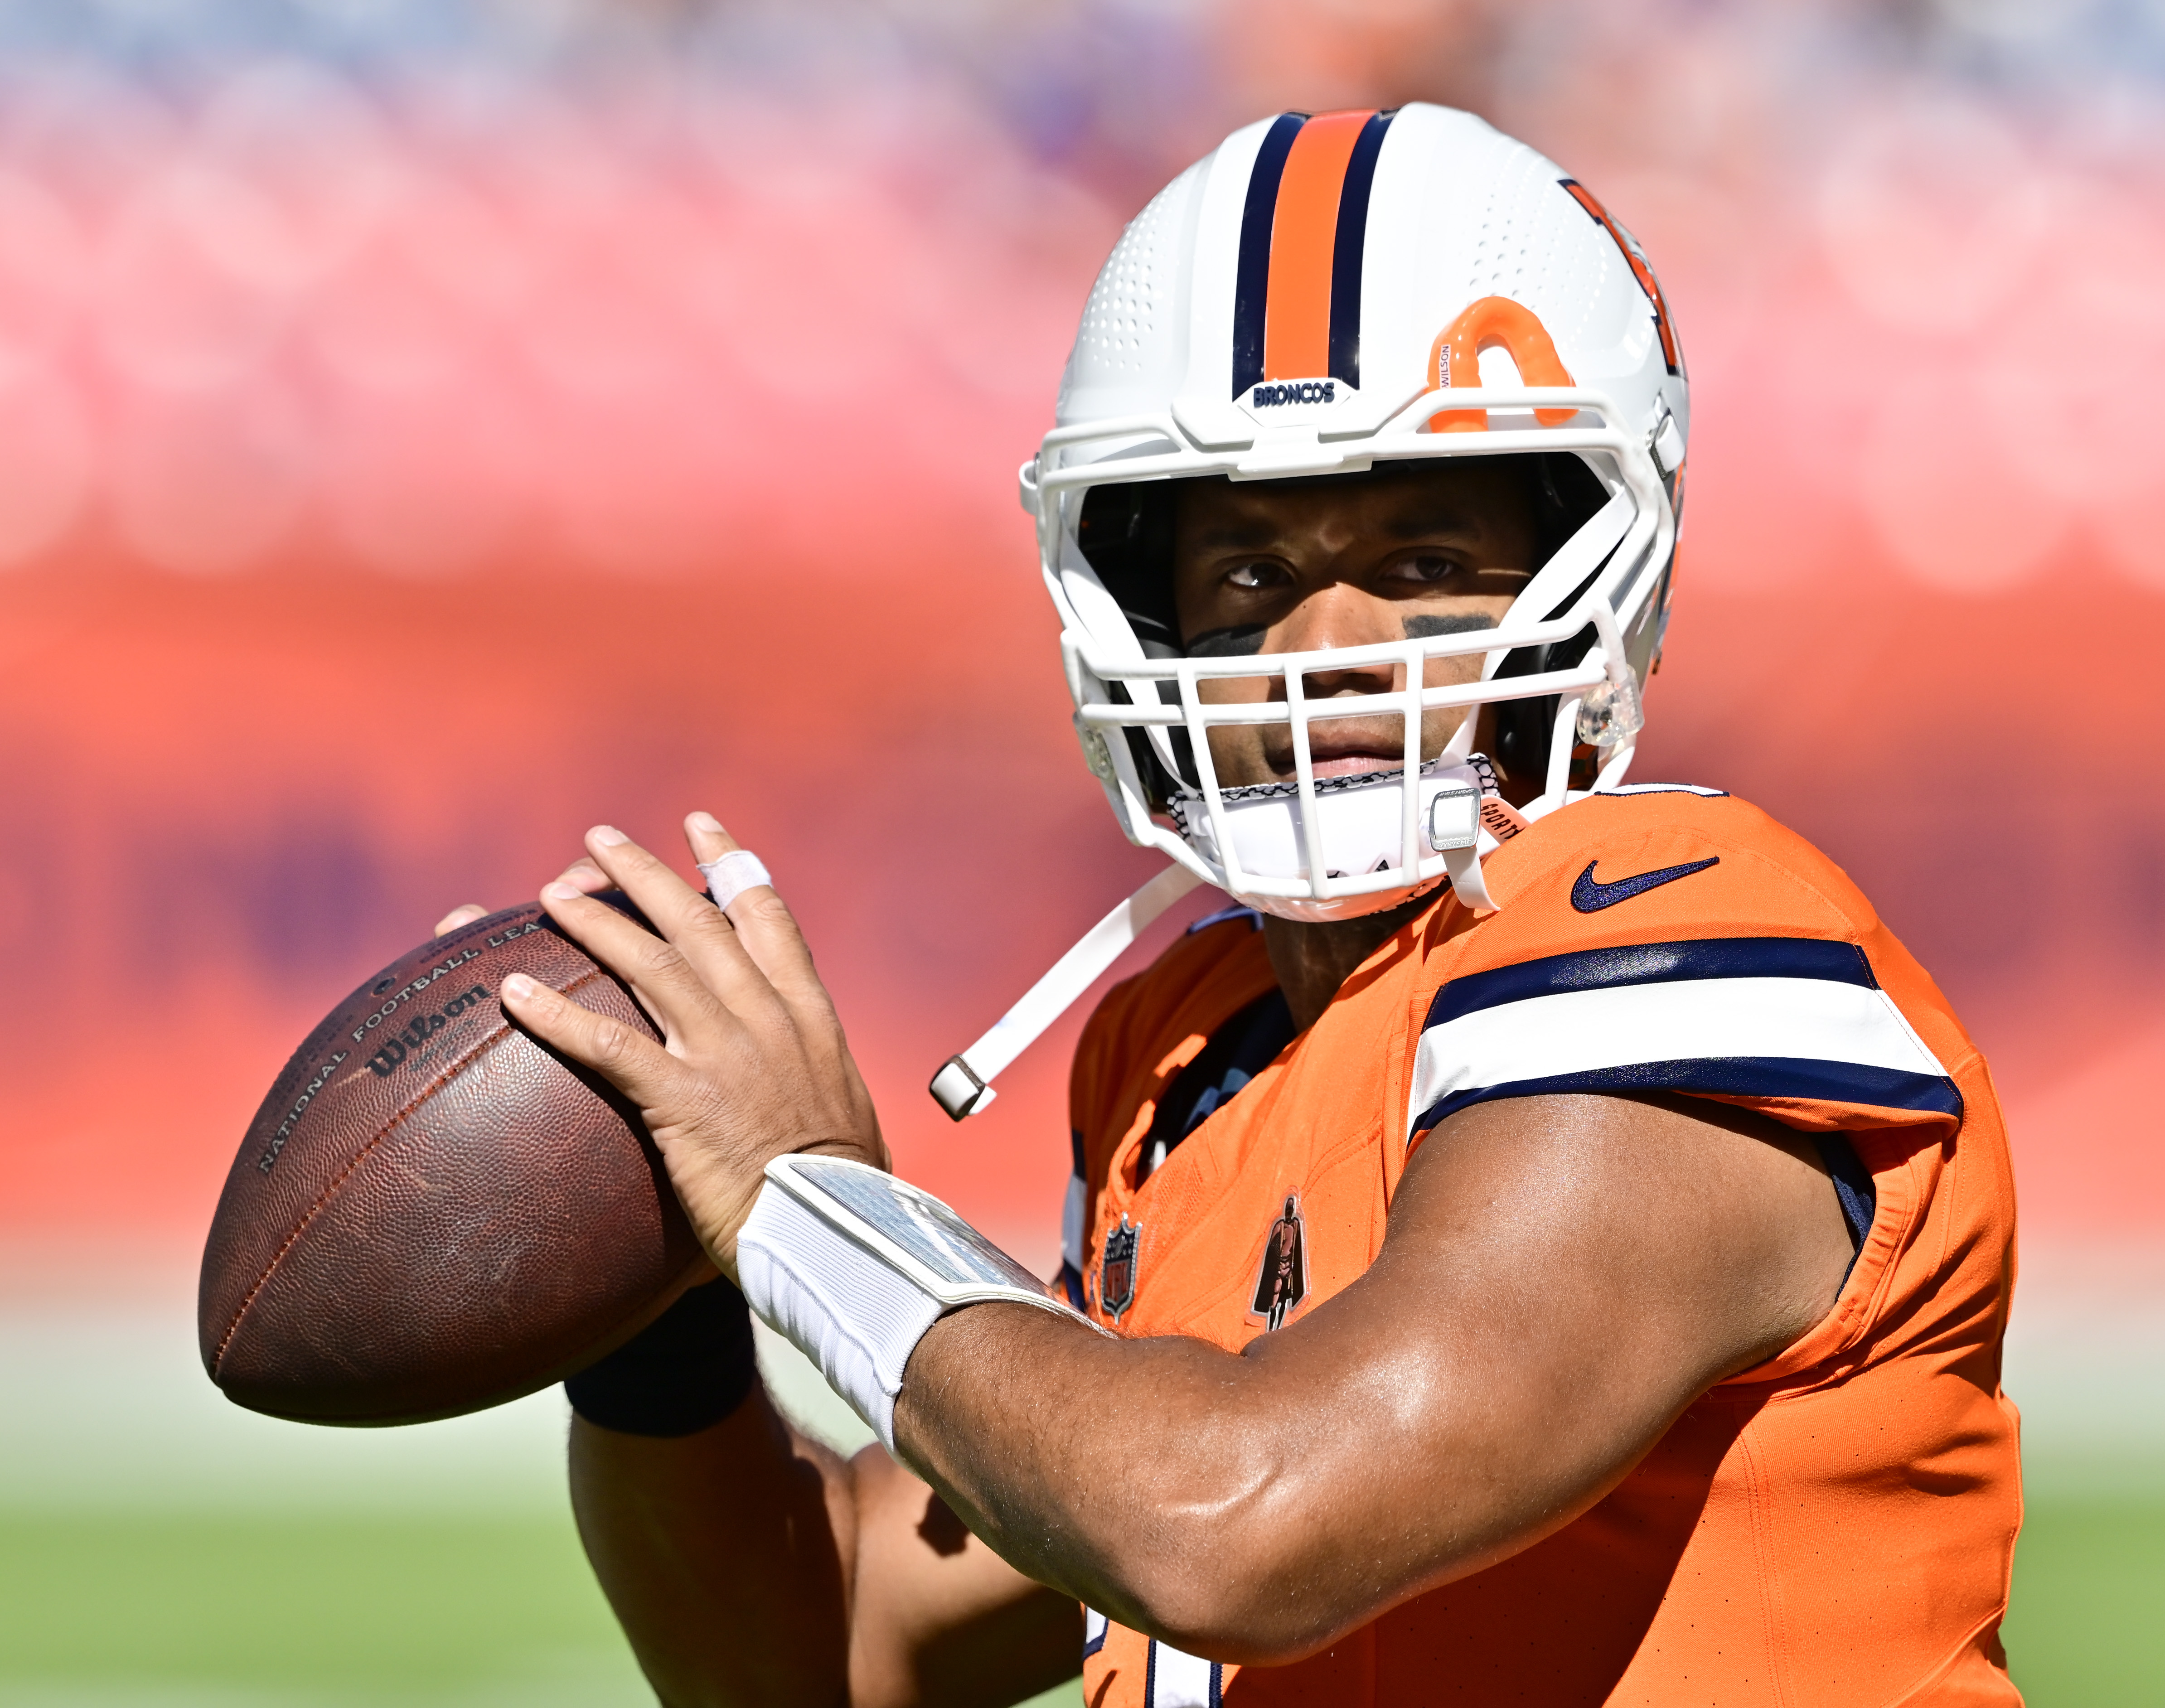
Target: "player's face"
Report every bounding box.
[1170,460,1537,789]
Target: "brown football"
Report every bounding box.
[199,901,709,1425]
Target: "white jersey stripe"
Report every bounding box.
[1082,1606,1109,1661]
[1408,975,1949,1138]
[1062,1171,1088,1274]
[1145,1639,1222,1707]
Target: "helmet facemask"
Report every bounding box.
[1045,425,1675,921]
[1077,451,1616,805]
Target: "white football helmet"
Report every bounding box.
[1028,102,1688,923]
[931,104,1689,1117]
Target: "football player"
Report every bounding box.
[446,106,2022,1706]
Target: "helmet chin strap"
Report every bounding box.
[929,863,1203,1120]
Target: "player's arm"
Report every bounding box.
[895,1087,1849,1663]
[568,1384,1079,1708]
[431,888,1077,1708]
[505,821,1851,1668]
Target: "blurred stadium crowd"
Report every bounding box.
[0,0,2155,586]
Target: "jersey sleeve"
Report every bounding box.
[1406,790,1964,1143]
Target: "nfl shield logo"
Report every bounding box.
[1100,1215,1139,1324]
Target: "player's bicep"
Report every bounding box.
[1328,1093,1853,1556]
[846,1445,1081,1708]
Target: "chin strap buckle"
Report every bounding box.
[928,863,1205,1121]
[928,1055,997,1121]
[1434,756,1514,916]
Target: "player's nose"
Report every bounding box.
[1273,581,1402,693]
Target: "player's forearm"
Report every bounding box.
[892,1302,1519,1665]
[569,1386,856,1708]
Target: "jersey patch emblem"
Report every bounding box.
[1101,1216,1139,1324]
[1569,855,1719,913]
[1248,1195,1309,1331]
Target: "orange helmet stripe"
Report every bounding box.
[1231,110,1395,397]
[1261,111,1372,382]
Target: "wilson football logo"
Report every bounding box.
[365,985,492,1077]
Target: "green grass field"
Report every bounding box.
[0,1509,1080,1707]
[0,1500,2152,1705]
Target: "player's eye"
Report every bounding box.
[1384,552,1463,585]
[1224,558,1293,590]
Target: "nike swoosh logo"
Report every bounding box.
[1570,856,1720,913]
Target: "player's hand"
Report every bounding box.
[498,814,886,1277]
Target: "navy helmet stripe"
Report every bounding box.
[1231,112,1306,397]
[1410,1056,1965,1138]
[1326,108,1393,387]
[1424,936,1879,1031]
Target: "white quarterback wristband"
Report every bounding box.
[736,1154,1095,1453]
[697,849,772,913]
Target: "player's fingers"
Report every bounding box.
[681,811,826,1010]
[538,876,745,1049]
[434,904,488,937]
[579,825,784,1016]
[499,970,697,1112]
[551,856,614,895]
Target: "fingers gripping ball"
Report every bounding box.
[199,900,711,1426]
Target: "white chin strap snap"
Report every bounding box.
[697,850,772,913]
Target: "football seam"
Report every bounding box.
[210,965,629,1377]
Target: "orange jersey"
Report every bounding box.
[1063,786,2022,1708]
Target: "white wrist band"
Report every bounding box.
[736,1155,1093,1453]
[697,850,772,913]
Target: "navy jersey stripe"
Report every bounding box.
[1326,108,1393,386]
[1424,936,1879,1031]
[1411,1056,1963,1137]
[1820,1133,1878,1255]
[1231,113,1305,396]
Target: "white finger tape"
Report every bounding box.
[736,1155,1096,1454]
[697,849,772,913]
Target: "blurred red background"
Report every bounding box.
[0,0,2158,1271]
